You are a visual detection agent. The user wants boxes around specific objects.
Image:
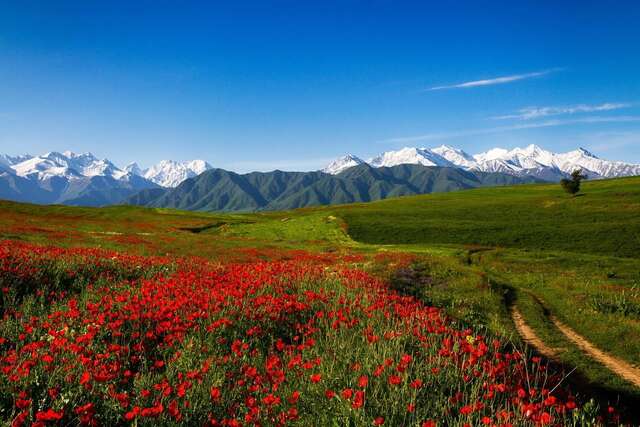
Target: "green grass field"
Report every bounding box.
[336,177,640,258]
[1,176,639,415]
[326,177,640,400]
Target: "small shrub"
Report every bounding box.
[560,169,587,196]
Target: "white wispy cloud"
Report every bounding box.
[380,116,640,144]
[427,68,561,91]
[493,102,632,120]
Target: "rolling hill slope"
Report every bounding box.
[333,176,640,258]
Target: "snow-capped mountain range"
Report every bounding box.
[0,151,213,207]
[8,151,129,181]
[4,146,637,190]
[1,146,639,208]
[323,144,640,180]
[0,151,212,188]
[125,159,212,188]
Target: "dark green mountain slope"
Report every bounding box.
[139,169,328,211]
[125,187,168,206]
[125,164,542,212]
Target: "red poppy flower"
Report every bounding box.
[357,375,368,388]
[35,409,64,422]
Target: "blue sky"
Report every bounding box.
[1,1,639,171]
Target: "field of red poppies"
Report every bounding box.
[0,239,615,426]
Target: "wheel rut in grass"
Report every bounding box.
[509,305,559,359]
[511,292,640,389]
[548,314,640,388]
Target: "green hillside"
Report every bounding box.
[336,176,640,258]
[125,164,540,211]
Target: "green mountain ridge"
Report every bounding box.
[125,164,543,212]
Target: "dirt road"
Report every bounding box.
[510,306,559,359]
[549,315,640,388]
[511,301,640,389]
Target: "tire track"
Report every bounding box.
[549,314,640,388]
[510,305,559,359]
[510,296,640,389]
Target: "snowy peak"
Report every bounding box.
[142,159,213,187]
[473,144,564,172]
[368,147,453,169]
[575,147,597,158]
[472,144,640,178]
[324,144,640,180]
[473,148,509,163]
[13,155,82,180]
[10,151,128,180]
[504,145,555,169]
[184,160,211,175]
[477,144,637,178]
[0,151,213,187]
[432,145,476,168]
[322,155,365,174]
[124,162,143,176]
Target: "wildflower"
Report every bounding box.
[124,407,140,421]
[341,388,353,399]
[288,390,300,404]
[79,371,91,386]
[358,375,369,388]
[410,379,423,389]
[352,391,365,409]
[459,405,473,415]
[540,412,553,424]
[388,375,401,386]
[167,400,181,421]
[210,387,221,401]
[262,394,280,406]
[35,409,64,422]
[140,403,163,418]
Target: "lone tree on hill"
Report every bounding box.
[560,169,587,196]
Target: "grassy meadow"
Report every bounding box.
[0,176,639,425]
[327,178,640,397]
[338,177,640,258]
